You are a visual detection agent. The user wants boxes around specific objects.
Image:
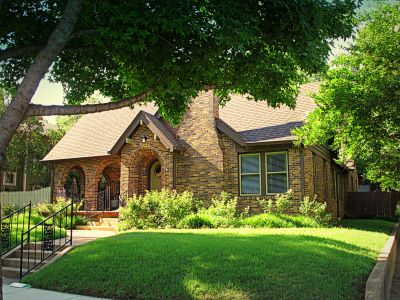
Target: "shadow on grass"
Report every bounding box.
[23,229,387,300]
[339,218,395,234]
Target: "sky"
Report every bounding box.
[31,0,384,123]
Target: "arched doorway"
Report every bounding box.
[96,163,120,211]
[126,148,164,196]
[64,166,85,203]
[149,160,162,191]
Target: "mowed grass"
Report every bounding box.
[24,219,394,300]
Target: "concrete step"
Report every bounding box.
[2,257,47,269]
[7,249,53,259]
[101,218,119,223]
[75,225,117,231]
[2,266,27,278]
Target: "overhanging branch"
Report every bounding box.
[0,29,97,61]
[26,90,153,116]
[26,84,218,116]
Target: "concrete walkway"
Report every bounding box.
[390,244,400,299]
[2,229,116,300]
[3,283,109,300]
[71,229,117,246]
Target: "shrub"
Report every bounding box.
[241,213,320,228]
[198,192,238,227]
[73,215,91,227]
[299,196,331,225]
[274,189,293,213]
[119,189,201,230]
[259,199,274,213]
[202,192,237,218]
[2,204,19,216]
[177,214,213,229]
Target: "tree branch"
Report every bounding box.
[26,84,218,116]
[26,90,153,116]
[0,29,97,61]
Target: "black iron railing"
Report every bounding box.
[1,202,31,256]
[19,203,73,279]
[97,183,120,211]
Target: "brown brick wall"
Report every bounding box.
[175,90,224,202]
[52,155,120,210]
[120,125,174,195]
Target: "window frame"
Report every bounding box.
[239,153,261,196]
[265,151,289,195]
[3,172,17,186]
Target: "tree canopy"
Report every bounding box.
[295,2,400,190]
[1,0,359,123]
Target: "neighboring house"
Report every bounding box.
[2,168,48,192]
[43,83,358,218]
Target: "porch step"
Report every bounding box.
[7,249,53,259]
[2,257,47,269]
[2,243,67,278]
[75,225,117,231]
[2,266,28,278]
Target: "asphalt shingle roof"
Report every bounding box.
[219,83,318,143]
[43,83,319,161]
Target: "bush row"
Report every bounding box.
[119,189,331,230]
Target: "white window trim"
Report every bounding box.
[239,153,261,196]
[3,172,17,186]
[265,151,289,195]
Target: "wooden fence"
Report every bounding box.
[0,186,51,209]
[345,192,400,218]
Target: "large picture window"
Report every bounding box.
[239,154,261,195]
[266,152,288,194]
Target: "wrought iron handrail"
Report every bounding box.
[97,183,120,211]
[1,202,31,256]
[19,203,73,279]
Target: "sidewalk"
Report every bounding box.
[3,283,108,300]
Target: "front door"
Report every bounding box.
[149,160,161,191]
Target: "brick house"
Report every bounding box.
[43,83,357,218]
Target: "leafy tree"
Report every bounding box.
[294,3,400,190]
[46,114,81,143]
[0,0,359,294]
[0,0,360,168]
[0,96,52,187]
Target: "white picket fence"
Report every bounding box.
[0,186,51,208]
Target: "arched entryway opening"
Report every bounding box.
[96,163,120,211]
[64,165,85,203]
[127,149,164,196]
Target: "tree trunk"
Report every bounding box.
[0,0,83,297]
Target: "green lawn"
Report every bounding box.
[24,219,394,300]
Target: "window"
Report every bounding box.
[239,154,261,195]
[3,172,17,186]
[266,152,288,194]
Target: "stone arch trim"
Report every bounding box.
[126,147,165,194]
[61,163,87,185]
[93,157,121,184]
